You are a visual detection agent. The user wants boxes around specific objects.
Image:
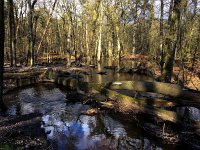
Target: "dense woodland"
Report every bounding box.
[1,0,199,80]
[0,0,200,149]
[0,0,199,110]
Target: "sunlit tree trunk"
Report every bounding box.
[67,25,71,66]
[148,0,156,59]
[97,0,103,63]
[116,25,121,60]
[27,0,37,66]
[108,36,113,58]
[133,0,140,54]
[161,0,182,82]
[35,0,57,63]
[160,0,164,73]
[85,22,90,65]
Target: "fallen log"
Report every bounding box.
[0,113,43,138]
[4,72,41,79]
[55,76,200,148]
[105,81,200,105]
[55,77,200,123]
[91,84,178,123]
[55,76,89,92]
[0,113,49,149]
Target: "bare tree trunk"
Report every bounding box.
[67,25,71,66]
[0,0,7,111]
[189,1,199,81]
[8,0,16,66]
[27,0,37,66]
[160,0,164,73]
[116,26,121,60]
[161,0,182,82]
[85,22,90,65]
[35,0,57,62]
[15,0,24,61]
[131,0,139,68]
[108,35,113,58]
[97,0,103,63]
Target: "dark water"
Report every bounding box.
[83,63,153,84]
[3,84,183,150]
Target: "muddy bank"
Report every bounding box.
[0,113,50,149]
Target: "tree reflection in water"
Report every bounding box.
[4,84,164,150]
[41,104,163,150]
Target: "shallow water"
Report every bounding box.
[83,63,153,84]
[3,84,184,150]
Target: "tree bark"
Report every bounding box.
[161,0,182,82]
[94,85,178,123]
[160,0,164,73]
[96,0,103,63]
[85,21,90,65]
[105,81,200,105]
[27,0,37,66]
[8,0,16,66]
[0,0,7,111]
[55,77,178,123]
[35,0,57,61]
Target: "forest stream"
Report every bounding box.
[2,64,195,150]
[3,83,185,150]
[1,0,200,149]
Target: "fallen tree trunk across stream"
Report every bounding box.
[91,84,178,123]
[55,76,200,147]
[105,81,200,104]
[55,77,180,123]
[4,70,200,124]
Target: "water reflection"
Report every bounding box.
[84,66,153,84]
[4,84,66,115]
[4,84,165,150]
[41,111,163,150]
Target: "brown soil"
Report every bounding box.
[0,113,50,150]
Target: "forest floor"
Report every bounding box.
[121,54,200,91]
[0,113,50,149]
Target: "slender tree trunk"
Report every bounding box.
[56,20,63,56]
[67,25,71,66]
[161,0,182,82]
[97,0,103,63]
[85,22,90,65]
[35,0,57,61]
[8,0,15,67]
[116,25,121,60]
[15,0,24,60]
[27,0,37,66]
[0,0,7,111]
[131,1,139,68]
[160,0,164,73]
[108,35,113,58]
[141,0,147,52]
[149,0,155,59]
